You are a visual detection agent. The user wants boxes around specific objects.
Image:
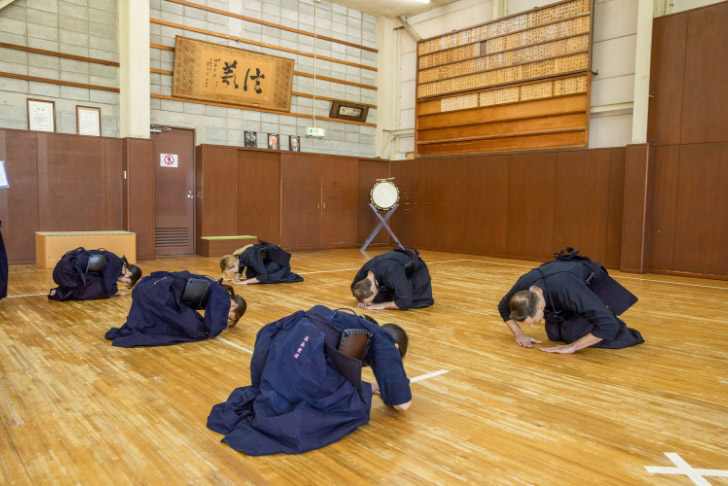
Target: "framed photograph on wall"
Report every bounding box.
[289,135,300,152]
[244,131,257,148]
[76,106,101,136]
[267,133,280,150]
[27,98,56,132]
[329,100,369,122]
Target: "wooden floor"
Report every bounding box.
[1,248,727,486]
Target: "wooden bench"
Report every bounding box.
[35,231,137,268]
[197,235,258,258]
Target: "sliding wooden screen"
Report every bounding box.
[416,0,594,156]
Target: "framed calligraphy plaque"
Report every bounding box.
[172,36,294,112]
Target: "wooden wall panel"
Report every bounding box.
[197,146,237,240]
[418,129,586,156]
[427,158,470,253]
[506,152,557,260]
[236,150,281,244]
[465,155,509,256]
[604,148,625,269]
[123,138,156,260]
[389,159,435,250]
[680,2,728,144]
[357,159,390,245]
[280,154,323,249]
[42,135,123,231]
[0,130,39,263]
[672,142,728,276]
[646,145,679,271]
[321,157,358,247]
[553,149,611,263]
[647,12,688,145]
[620,144,650,273]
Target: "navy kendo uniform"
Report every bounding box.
[48,248,125,301]
[237,241,303,284]
[352,248,434,310]
[207,305,411,455]
[105,271,231,347]
[498,249,644,349]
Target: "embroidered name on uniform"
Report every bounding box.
[293,336,310,359]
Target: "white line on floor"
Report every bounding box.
[215,337,253,354]
[5,293,48,299]
[410,369,449,383]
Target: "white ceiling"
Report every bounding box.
[329,0,461,18]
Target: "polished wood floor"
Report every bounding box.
[1,248,727,485]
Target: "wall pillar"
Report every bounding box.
[119,0,151,139]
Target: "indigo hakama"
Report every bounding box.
[105,271,231,347]
[498,257,644,349]
[237,242,303,284]
[48,248,124,301]
[0,221,7,301]
[207,305,411,455]
[352,249,434,310]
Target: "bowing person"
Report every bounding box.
[498,248,644,354]
[48,247,141,301]
[351,248,434,310]
[219,241,303,285]
[207,305,411,455]
[105,271,246,347]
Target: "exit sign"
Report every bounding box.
[306,127,325,137]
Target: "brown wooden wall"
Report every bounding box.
[390,147,626,269]
[0,128,130,264]
[122,138,156,260]
[196,146,384,252]
[643,1,728,279]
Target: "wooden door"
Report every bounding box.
[152,128,195,256]
[320,157,357,247]
[280,154,321,249]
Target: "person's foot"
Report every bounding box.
[49,289,56,297]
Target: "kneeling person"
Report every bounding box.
[220,241,303,285]
[499,248,644,353]
[48,247,141,301]
[207,305,411,455]
[105,271,246,347]
[351,248,434,310]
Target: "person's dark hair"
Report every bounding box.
[382,323,408,358]
[124,263,142,289]
[352,278,373,302]
[509,290,539,322]
[221,284,247,327]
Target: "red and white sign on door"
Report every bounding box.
[160,153,179,167]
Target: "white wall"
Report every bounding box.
[0,0,120,136]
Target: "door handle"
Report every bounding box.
[187,190,194,199]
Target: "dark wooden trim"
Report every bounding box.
[416,127,586,144]
[164,0,378,54]
[292,92,376,109]
[150,18,378,72]
[0,71,120,93]
[150,93,376,127]
[0,42,120,67]
[646,268,728,282]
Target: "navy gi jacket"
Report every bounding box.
[207,305,411,455]
[48,248,124,301]
[237,242,303,284]
[105,271,231,347]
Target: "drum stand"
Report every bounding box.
[360,203,405,252]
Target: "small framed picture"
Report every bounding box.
[76,106,101,136]
[267,133,280,150]
[329,100,369,122]
[289,135,301,152]
[244,130,257,148]
[27,98,56,132]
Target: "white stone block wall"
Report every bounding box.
[0,0,119,137]
[149,0,378,156]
